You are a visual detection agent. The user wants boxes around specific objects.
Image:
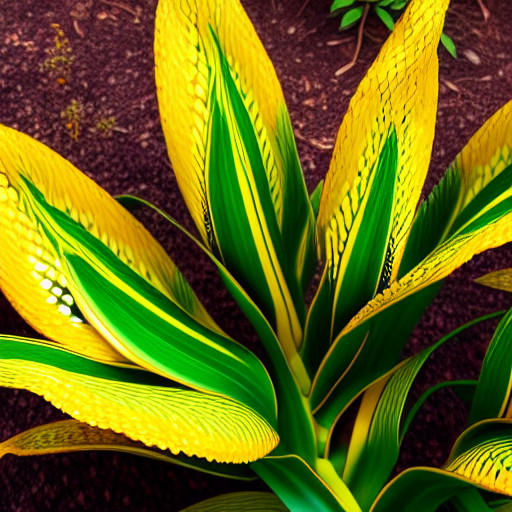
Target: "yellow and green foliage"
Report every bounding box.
[1,0,512,510]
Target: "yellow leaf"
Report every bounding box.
[475,268,512,293]
[2,356,279,463]
[317,0,449,289]
[0,125,221,362]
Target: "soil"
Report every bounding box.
[1,0,512,510]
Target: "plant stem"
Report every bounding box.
[315,458,363,512]
[335,4,370,77]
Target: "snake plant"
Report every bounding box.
[1,0,512,510]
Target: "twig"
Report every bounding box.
[335,4,370,77]
[476,0,490,21]
[294,130,334,150]
[271,0,277,11]
[99,0,139,17]
[296,0,311,18]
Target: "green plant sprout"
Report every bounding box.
[329,0,458,76]
[42,23,75,85]
[60,98,84,141]
[1,0,512,510]
[94,116,118,138]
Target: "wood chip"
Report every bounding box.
[463,49,481,65]
[441,78,460,93]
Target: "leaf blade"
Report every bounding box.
[0,419,256,480]
[1,336,279,463]
[154,0,316,352]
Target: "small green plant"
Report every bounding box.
[1,0,512,511]
[42,23,75,85]
[94,116,117,137]
[60,99,83,141]
[329,0,456,75]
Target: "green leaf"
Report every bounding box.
[180,492,288,512]
[370,468,483,512]
[338,312,503,509]
[470,309,512,424]
[115,194,317,463]
[340,7,364,28]
[20,177,278,427]
[0,336,279,463]
[390,1,408,10]
[448,490,495,512]
[401,380,477,440]
[378,0,396,7]
[252,455,362,512]
[331,0,356,12]
[375,7,395,31]
[441,33,457,58]
[155,0,316,355]
[310,179,324,221]
[0,419,255,480]
[311,284,441,424]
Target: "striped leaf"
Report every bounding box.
[400,100,512,276]
[340,100,512,341]
[470,309,512,424]
[17,177,277,425]
[180,492,288,512]
[0,124,220,364]
[370,467,487,512]
[0,419,255,480]
[337,312,494,508]
[252,455,362,512]
[475,268,512,293]
[446,420,512,496]
[1,336,279,463]
[303,0,448,367]
[116,194,316,461]
[154,0,315,359]
[342,356,433,510]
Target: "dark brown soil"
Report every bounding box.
[1,0,511,510]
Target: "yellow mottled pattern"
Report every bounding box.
[0,169,126,364]
[446,439,512,495]
[1,359,279,463]
[318,0,449,283]
[154,0,289,243]
[449,100,512,210]
[0,125,220,335]
[476,268,512,293]
[0,419,207,467]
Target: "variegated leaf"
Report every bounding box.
[1,336,279,463]
[0,124,220,364]
[154,0,315,359]
[341,101,512,338]
[446,420,512,496]
[303,0,448,365]
[0,419,255,479]
[16,178,277,424]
